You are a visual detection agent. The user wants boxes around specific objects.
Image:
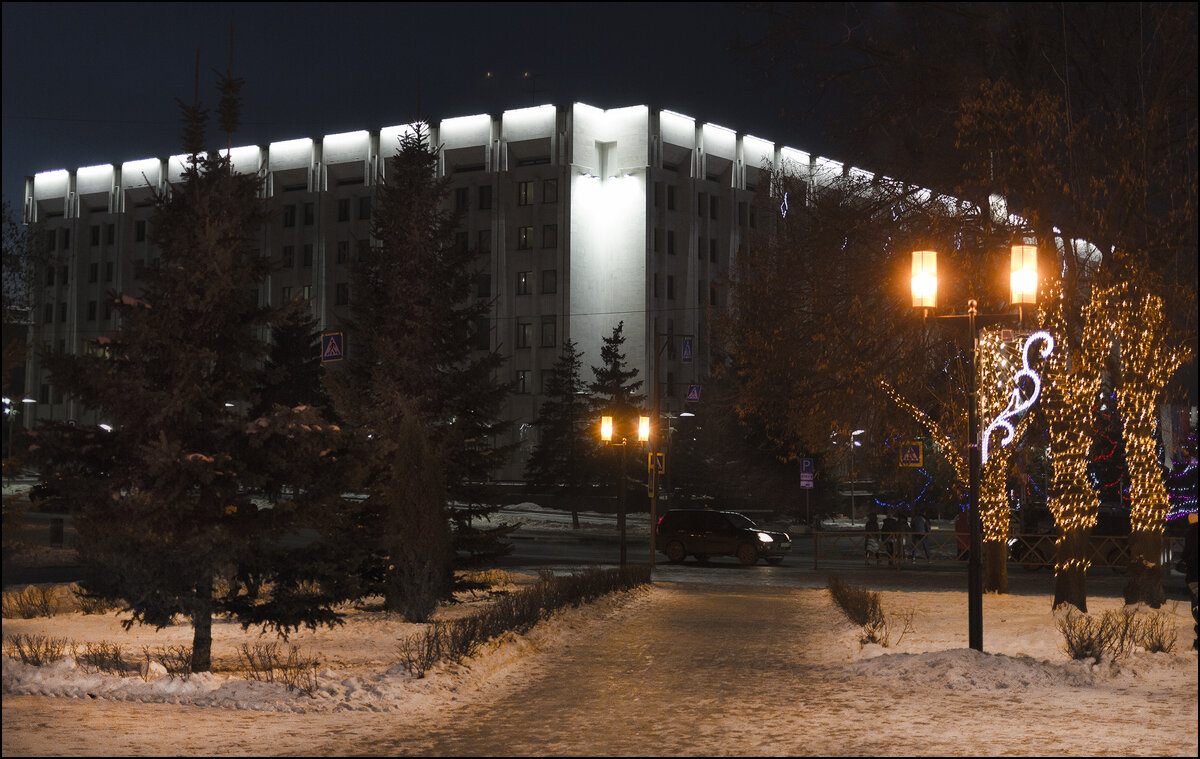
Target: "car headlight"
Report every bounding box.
[757,532,774,543]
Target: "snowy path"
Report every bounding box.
[360,581,1195,757]
[4,579,1196,756]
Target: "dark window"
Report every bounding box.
[335,240,348,264]
[542,224,558,248]
[358,196,371,220]
[518,181,534,206]
[710,240,717,262]
[710,196,718,220]
[455,231,468,255]
[517,322,532,348]
[516,369,531,394]
[43,304,52,323]
[105,224,115,244]
[46,265,54,287]
[59,302,67,323]
[667,230,675,256]
[90,225,101,246]
[540,316,556,347]
[283,205,297,227]
[105,262,113,282]
[61,228,70,249]
[87,301,97,321]
[541,269,557,294]
[543,179,558,203]
[89,263,98,283]
[303,202,314,225]
[477,273,492,298]
[303,244,313,267]
[335,282,349,306]
[667,185,676,210]
[135,220,147,242]
[667,275,675,300]
[478,229,491,253]
[455,187,469,211]
[338,198,350,222]
[282,245,295,267]
[479,185,492,210]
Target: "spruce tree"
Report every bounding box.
[326,123,509,615]
[525,340,595,527]
[252,296,331,420]
[29,70,353,672]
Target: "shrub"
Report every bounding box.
[1137,609,1178,654]
[77,641,135,675]
[143,645,193,678]
[2,585,58,618]
[4,633,71,666]
[826,575,912,647]
[236,642,321,695]
[1057,606,1179,661]
[397,564,649,677]
[70,584,122,615]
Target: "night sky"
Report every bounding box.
[2,2,843,209]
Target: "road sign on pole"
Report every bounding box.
[899,442,923,467]
[681,337,693,364]
[800,457,814,489]
[686,384,701,402]
[321,332,344,363]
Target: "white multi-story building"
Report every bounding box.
[22,102,839,479]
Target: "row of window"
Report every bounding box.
[44,220,150,252]
[454,179,558,212]
[282,197,373,227]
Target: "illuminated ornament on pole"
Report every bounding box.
[982,330,1054,464]
[910,250,938,309]
[1009,244,1038,305]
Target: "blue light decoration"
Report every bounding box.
[982,331,1055,465]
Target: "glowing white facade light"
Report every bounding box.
[982,330,1055,463]
[911,250,938,309]
[1010,244,1038,305]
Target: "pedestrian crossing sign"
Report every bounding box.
[900,442,922,467]
[321,332,344,363]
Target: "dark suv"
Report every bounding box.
[655,509,791,565]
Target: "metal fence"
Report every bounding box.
[812,529,1185,573]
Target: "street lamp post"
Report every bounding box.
[911,244,1038,652]
[600,413,649,567]
[850,429,864,521]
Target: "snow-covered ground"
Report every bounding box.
[3,501,1197,756]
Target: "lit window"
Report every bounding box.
[518,181,534,206]
[516,369,531,394]
[516,271,531,295]
[518,226,533,250]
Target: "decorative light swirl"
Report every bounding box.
[780,191,789,219]
[982,330,1055,464]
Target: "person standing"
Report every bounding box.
[910,511,931,560]
[864,513,881,565]
[881,511,899,565]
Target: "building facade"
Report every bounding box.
[22,102,838,479]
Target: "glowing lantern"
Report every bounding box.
[1010,244,1038,306]
[600,416,613,442]
[911,250,938,309]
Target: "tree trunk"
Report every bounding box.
[1123,529,1166,607]
[190,577,213,673]
[983,540,1008,593]
[1053,527,1088,612]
